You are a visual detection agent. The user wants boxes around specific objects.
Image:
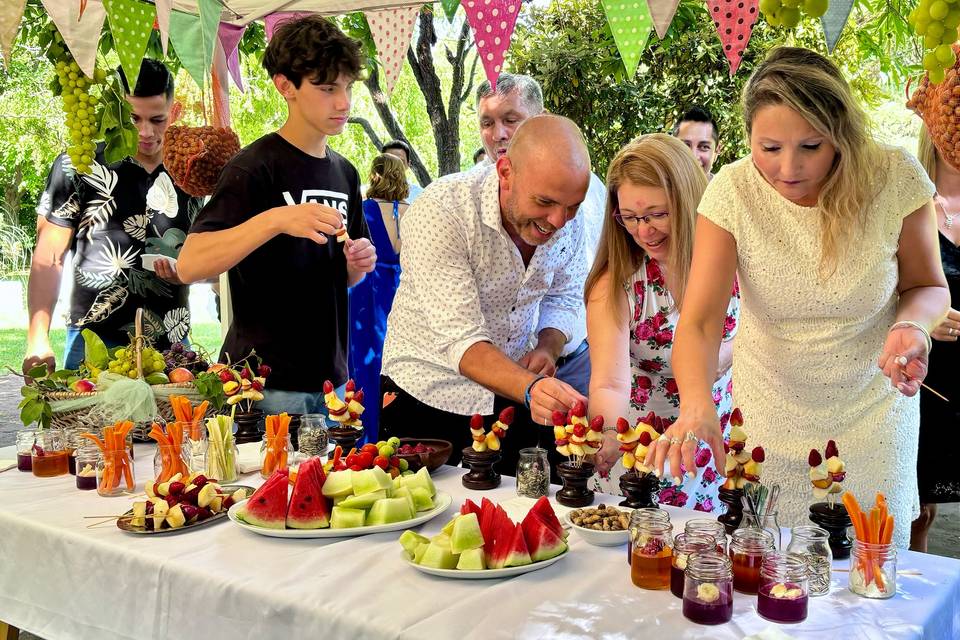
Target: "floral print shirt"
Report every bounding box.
[591,255,740,512]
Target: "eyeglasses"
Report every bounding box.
[614,210,670,229]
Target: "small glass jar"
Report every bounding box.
[684,518,727,553]
[682,552,734,625]
[66,431,79,475]
[738,506,782,550]
[516,447,550,498]
[849,539,896,599]
[96,450,136,497]
[75,442,99,490]
[757,552,809,623]
[671,533,715,598]
[206,430,239,483]
[31,428,69,478]
[153,443,190,483]
[730,528,775,594]
[298,414,330,457]
[630,520,673,590]
[787,525,832,596]
[15,430,35,472]
[260,433,293,478]
[627,507,671,564]
[182,420,207,475]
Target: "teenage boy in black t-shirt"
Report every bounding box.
[178,17,376,415]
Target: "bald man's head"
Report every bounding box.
[496,114,591,247]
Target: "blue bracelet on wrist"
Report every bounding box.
[524,375,547,409]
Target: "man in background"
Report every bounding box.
[672,106,721,180]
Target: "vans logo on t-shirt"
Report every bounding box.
[282,189,349,217]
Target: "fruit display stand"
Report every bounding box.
[0,447,958,640]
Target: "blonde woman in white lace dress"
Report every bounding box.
[646,48,949,548]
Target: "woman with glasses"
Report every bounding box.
[585,133,739,508]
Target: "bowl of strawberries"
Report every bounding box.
[397,439,453,472]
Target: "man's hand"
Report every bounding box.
[275,203,344,244]
[518,347,557,376]
[23,345,55,380]
[153,258,183,284]
[345,237,376,274]
[527,377,587,426]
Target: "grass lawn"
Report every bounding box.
[0,323,223,372]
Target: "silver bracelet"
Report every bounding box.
[889,320,932,354]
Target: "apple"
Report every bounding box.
[71,379,96,393]
[169,368,195,383]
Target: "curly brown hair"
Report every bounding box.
[263,16,363,88]
[366,154,410,201]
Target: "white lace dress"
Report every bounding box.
[698,147,935,548]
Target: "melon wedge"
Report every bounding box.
[392,486,416,515]
[330,506,366,528]
[488,519,516,569]
[460,498,481,516]
[286,458,330,529]
[366,497,413,526]
[521,509,568,562]
[456,547,486,570]
[400,466,436,497]
[399,530,430,559]
[409,486,434,512]
[529,496,566,540]
[240,469,289,529]
[322,470,355,497]
[504,520,533,567]
[339,490,388,510]
[451,512,484,554]
[419,539,459,569]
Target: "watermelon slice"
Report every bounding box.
[286,459,330,529]
[504,519,533,567]
[529,496,566,540]
[460,498,481,517]
[488,514,518,569]
[240,469,289,529]
[479,498,498,563]
[521,509,568,562]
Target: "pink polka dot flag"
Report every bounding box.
[365,6,420,95]
[460,0,522,90]
[706,0,758,76]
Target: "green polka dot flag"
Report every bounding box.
[103,0,156,89]
[602,0,653,78]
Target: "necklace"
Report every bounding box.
[935,194,955,229]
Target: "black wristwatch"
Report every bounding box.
[524,375,547,409]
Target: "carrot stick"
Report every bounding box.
[79,433,106,452]
[331,445,343,466]
[121,453,134,490]
[869,507,881,544]
[880,515,895,545]
[842,492,865,541]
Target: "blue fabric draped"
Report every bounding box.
[348,198,401,443]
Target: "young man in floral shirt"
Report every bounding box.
[24,59,200,373]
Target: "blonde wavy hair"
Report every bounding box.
[917,123,936,180]
[584,133,707,320]
[365,153,410,201]
[743,47,884,277]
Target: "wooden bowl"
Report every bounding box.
[397,438,453,472]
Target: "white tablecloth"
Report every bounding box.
[0,444,957,640]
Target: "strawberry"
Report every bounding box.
[808,449,822,467]
[573,424,587,438]
[589,416,604,432]
[470,414,484,430]
[723,442,730,453]
[643,411,657,426]
[346,379,356,392]
[252,380,264,392]
[825,440,839,459]
[751,446,765,463]
[616,417,630,434]
[555,438,569,446]
[240,367,252,380]
[323,380,334,394]
[354,389,364,403]
[653,417,666,434]
[571,400,587,418]
[499,406,515,425]
[730,407,743,426]
[257,364,272,377]
[218,369,234,383]
[552,410,567,426]
[638,431,653,446]
[492,426,505,437]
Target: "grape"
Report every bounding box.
[909,0,960,85]
[760,0,827,28]
[185,351,197,362]
[172,343,184,353]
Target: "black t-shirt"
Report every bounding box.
[190,133,369,393]
[38,148,200,348]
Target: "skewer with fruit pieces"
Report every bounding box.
[615,413,664,473]
[808,440,845,503]
[222,364,266,407]
[721,408,766,490]
[552,401,602,467]
[130,472,247,530]
[324,379,365,427]
[470,407,515,452]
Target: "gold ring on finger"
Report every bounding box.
[685,431,698,443]
[669,437,682,446]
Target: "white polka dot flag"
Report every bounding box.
[647,0,680,39]
[40,0,106,78]
[821,0,854,54]
[168,0,221,91]
[706,0,758,76]
[103,0,156,90]
[601,0,653,78]
[0,0,26,69]
[365,6,419,95]
[460,0,522,91]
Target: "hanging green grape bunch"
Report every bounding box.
[107,346,167,379]
[758,0,828,29]
[909,0,960,84]
[41,22,107,174]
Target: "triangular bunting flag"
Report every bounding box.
[218,22,246,92]
[706,0,758,76]
[156,0,173,54]
[103,0,156,90]
[265,12,311,40]
[460,0,522,90]
[365,6,419,94]
[0,0,26,68]
[820,0,855,54]
[40,0,106,77]
[168,0,221,91]
[441,0,460,21]
[647,0,680,39]
[602,0,654,78]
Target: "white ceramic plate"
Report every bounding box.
[564,509,631,546]
[141,254,177,272]
[228,491,452,538]
[404,548,568,579]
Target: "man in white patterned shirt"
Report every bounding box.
[380,115,590,471]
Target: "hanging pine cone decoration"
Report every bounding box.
[907,44,960,173]
[162,125,241,197]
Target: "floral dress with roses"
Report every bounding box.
[590,255,740,512]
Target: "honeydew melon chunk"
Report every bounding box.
[392,486,416,515]
[370,466,394,491]
[351,469,380,496]
[333,495,349,505]
[413,542,430,564]
[441,517,457,536]
[419,540,459,569]
[330,506,366,528]
[321,470,355,497]
[392,475,403,490]
[339,490,387,510]
[399,530,430,559]
[456,547,486,570]
[366,497,413,525]
[410,486,435,512]
[401,467,436,497]
[451,512,484,554]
